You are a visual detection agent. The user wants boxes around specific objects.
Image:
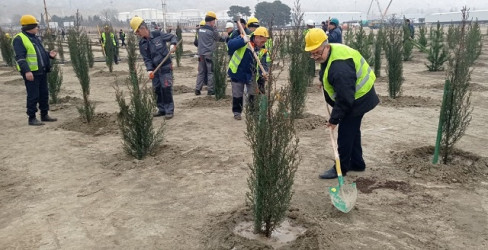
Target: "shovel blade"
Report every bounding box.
[329,182,357,213]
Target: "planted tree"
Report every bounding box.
[245,15,299,237]
[436,7,473,164]
[403,21,413,61]
[84,36,95,68]
[56,36,65,63]
[103,25,115,72]
[115,32,163,159]
[446,23,459,50]
[426,22,448,71]
[351,25,372,65]
[42,30,63,104]
[212,42,228,100]
[0,30,15,67]
[373,28,384,77]
[343,26,354,47]
[466,19,483,66]
[175,25,183,67]
[68,28,95,122]
[383,17,404,98]
[418,25,428,48]
[288,1,311,119]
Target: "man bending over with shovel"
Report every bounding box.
[305,28,379,179]
[130,16,178,120]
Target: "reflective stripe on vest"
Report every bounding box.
[228,45,246,74]
[322,44,376,101]
[102,32,116,46]
[13,33,38,72]
[255,48,267,80]
[265,38,272,63]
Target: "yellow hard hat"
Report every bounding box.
[253,27,269,38]
[5,33,11,38]
[20,15,38,26]
[206,11,217,19]
[199,20,206,26]
[305,28,328,51]
[130,16,144,33]
[247,17,259,27]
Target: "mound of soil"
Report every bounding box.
[59,112,119,136]
[3,78,24,85]
[173,85,194,95]
[57,95,84,105]
[91,70,129,78]
[204,207,320,250]
[182,95,232,108]
[294,113,326,131]
[0,70,17,76]
[378,95,440,108]
[355,177,412,194]
[391,146,488,184]
[429,82,488,92]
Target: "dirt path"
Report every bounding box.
[1,34,487,249]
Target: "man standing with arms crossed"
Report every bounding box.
[194,11,225,96]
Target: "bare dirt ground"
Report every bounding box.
[1,33,487,249]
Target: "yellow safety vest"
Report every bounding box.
[228,45,246,74]
[322,44,376,101]
[264,38,272,63]
[13,32,38,72]
[102,32,116,46]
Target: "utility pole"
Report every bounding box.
[43,0,50,30]
[161,0,167,32]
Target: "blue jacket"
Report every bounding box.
[328,27,342,44]
[139,31,177,73]
[13,31,52,76]
[227,36,267,84]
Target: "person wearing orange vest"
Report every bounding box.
[305,28,379,179]
[13,15,57,126]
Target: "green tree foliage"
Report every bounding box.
[439,7,473,164]
[403,21,413,61]
[350,25,372,65]
[288,1,311,119]
[0,30,16,67]
[227,5,251,20]
[426,22,448,71]
[254,1,291,27]
[373,28,384,77]
[383,18,404,99]
[212,42,228,100]
[466,20,483,66]
[115,32,163,160]
[56,36,65,63]
[418,25,428,48]
[68,28,95,122]
[175,25,183,67]
[343,26,355,46]
[48,63,63,104]
[103,27,115,72]
[446,23,460,50]
[85,36,94,68]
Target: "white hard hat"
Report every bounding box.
[225,22,234,29]
[306,19,314,26]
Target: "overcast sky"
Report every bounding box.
[1,0,487,23]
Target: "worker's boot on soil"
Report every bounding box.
[195,89,201,96]
[153,111,165,117]
[164,114,174,120]
[28,117,45,126]
[41,114,57,122]
[319,166,346,179]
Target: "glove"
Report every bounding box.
[243,35,250,43]
[170,44,175,52]
[148,71,154,79]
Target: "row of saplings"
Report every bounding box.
[0,5,483,242]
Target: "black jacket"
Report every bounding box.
[319,49,379,125]
[13,31,52,76]
[139,31,178,73]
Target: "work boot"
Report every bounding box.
[28,117,45,126]
[41,114,57,122]
[164,114,174,120]
[153,111,165,117]
[234,114,242,120]
[319,166,346,179]
[207,91,215,96]
[195,89,201,96]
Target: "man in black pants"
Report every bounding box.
[305,28,379,179]
[13,14,57,126]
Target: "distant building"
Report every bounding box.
[425,10,488,23]
[303,12,364,26]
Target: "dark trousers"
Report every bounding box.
[337,114,365,173]
[152,71,174,115]
[25,74,49,118]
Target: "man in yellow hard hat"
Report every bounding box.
[304,28,379,179]
[13,14,58,126]
[194,11,225,96]
[193,20,206,47]
[227,26,269,120]
[101,25,119,64]
[130,16,179,119]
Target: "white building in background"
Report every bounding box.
[118,8,231,26]
[303,12,365,26]
[425,10,488,23]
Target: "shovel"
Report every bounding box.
[326,105,357,213]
